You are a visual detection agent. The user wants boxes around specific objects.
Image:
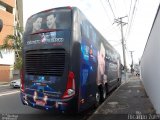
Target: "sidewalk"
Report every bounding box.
[0,82,9,85]
[88,76,157,120]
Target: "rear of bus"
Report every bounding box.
[20,7,78,112]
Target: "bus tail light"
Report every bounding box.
[43,95,48,104]
[33,91,38,102]
[62,71,75,99]
[20,69,24,92]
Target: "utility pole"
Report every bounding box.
[114,16,127,80]
[114,16,127,69]
[129,51,134,73]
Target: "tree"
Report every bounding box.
[0,27,23,70]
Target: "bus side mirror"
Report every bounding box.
[0,19,3,32]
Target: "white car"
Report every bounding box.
[10,79,20,88]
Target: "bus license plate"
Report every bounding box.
[36,100,45,106]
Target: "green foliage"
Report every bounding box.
[0,26,23,70]
[14,56,22,70]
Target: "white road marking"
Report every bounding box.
[0,84,10,87]
[0,90,20,97]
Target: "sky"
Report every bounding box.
[23,0,160,67]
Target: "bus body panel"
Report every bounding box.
[21,7,78,112]
[77,9,121,112]
[21,7,121,113]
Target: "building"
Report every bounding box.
[141,4,160,114]
[0,0,23,82]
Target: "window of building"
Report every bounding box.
[0,1,13,14]
[0,4,6,11]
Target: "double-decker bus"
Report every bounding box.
[20,6,121,113]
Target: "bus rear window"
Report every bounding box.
[25,8,72,34]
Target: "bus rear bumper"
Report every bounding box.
[20,92,77,113]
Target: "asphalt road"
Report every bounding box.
[0,78,125,120]
[0,85,89,120]
[0,84,15,93]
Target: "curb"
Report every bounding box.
[88,81,127,120]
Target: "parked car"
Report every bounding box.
[10,79,20,88]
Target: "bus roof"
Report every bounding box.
[27,6,74,20]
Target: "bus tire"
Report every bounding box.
[98,84,104,104]
[95,92,100,107]
[103,86,106,100]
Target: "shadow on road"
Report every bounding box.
[1,110,94,120]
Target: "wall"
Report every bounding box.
[0,50,15,65]
[141,5,160,114]
[0,0,15,82]
[0,65,11,82]
[0,0,15,45]
[0,10,14,45]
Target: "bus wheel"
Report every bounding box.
[103,87,106,100]
[98,84,104,103]
[95,92,100,108]
[96,92,100,105]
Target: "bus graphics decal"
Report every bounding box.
[24,8,71,47]
[27,32,64,46]
[25,75,62,98]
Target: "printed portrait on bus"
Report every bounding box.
[96,42,107,86]
[46,13,56,29]
[32,17,43,33]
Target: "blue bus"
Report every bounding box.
[20,6,121,113]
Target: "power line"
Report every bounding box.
[128,0,133,22]
[125,0,138,40]
[124,0,132,38]
[112,0,119,17]
[106,0,116,19]
[100,0,113,25]
[99,0,120,37]
[122,0,129,18]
